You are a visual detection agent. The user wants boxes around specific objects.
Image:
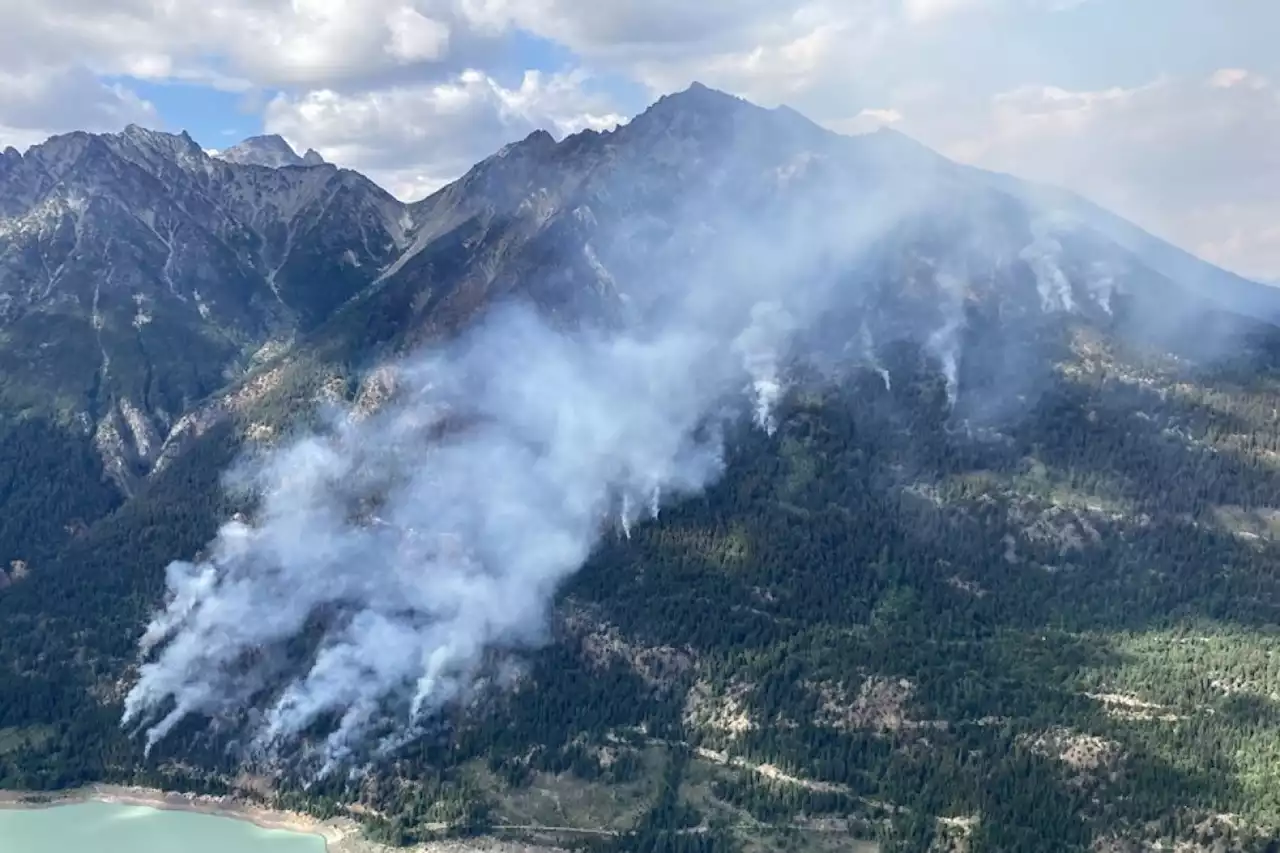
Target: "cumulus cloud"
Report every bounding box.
[464,0,1083,104]
[0,65,157,150]
[464,0,802,59]
[461,0,1066,65]
[264,68,625,200]
[625,8,889,106]
[0,0,512,90]
[0,0,518,151]
[0,0,1114,99]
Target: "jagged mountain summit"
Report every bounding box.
[213,133,326,168]
[0,122,407,489]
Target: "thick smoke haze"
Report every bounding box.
[122,303,745,768]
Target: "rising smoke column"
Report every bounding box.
[858,319,891,390]
[1020,219,1077,314]
[928,272,968,409]
[731,301,797,435]
[122,304,737,769]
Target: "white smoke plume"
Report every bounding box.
[1021,219,1129,319]
[122,304,740,770]
[619,492,635,539]
[731,301,797,435]
[1020,220,1077,314]
[858,319,891,391]
[1087,260,1119,316]
[929,272,968,409]
[617,485,664,539]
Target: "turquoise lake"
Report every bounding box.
[0,800,326,853]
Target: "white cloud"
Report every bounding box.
[459,0,797,57]
[465,0,912,107]
[902,0,986,23]
[0,65,157,150]
[825,107,903,135]
[386,6,453,62]
[463,0,1082,92]
[902,0,1088,23]
[1182,207,1280,283]
[264,68,625,200]
[906,69,1280,280]
[625,8,890,105]
[0,0,500,89]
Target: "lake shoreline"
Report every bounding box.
[0,785,357,850]
[0,787,563,852]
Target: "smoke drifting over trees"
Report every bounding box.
[119,85,1238,775]
[121,235,844,770]
[122,303,739,769]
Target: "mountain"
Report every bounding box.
[213,133,327,168]
[2,83,1280,853]
[0,124,407,484]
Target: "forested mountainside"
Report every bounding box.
[2,84,1280,853]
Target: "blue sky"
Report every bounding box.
[104,79,255,143]
[1,0,1277,280]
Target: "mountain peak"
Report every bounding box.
[498,128,557,157]
[624,81,758,145]
[616,80,843,168]
[216,134,316,168]
[117,124,206,162]
[655,81,750,114]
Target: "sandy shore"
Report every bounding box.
[0,786,561,853]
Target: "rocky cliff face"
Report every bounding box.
[0,125,406,491]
